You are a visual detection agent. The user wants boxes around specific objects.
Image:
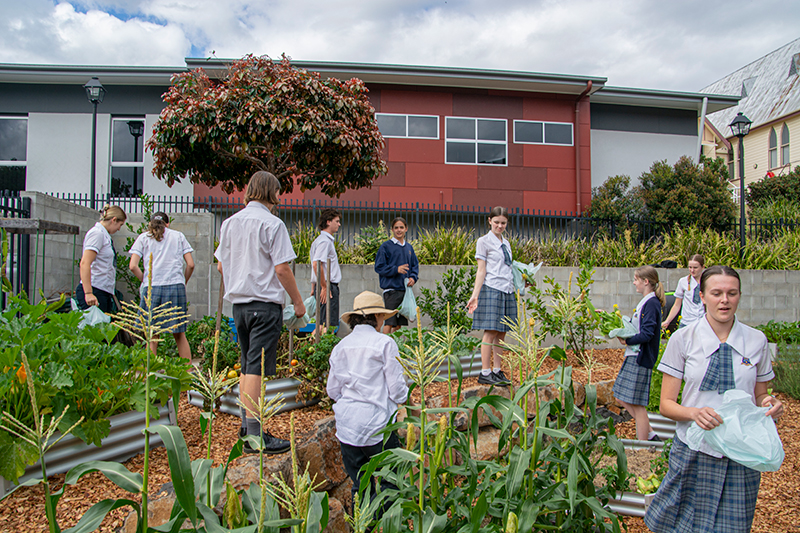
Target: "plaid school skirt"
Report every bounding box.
[139,283,188,333]
[644,436,760,533]
[471,285,517,332]
[612,356,652,406]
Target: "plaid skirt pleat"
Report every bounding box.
[644,436,760,533]
[139,283,188,333]
[471,285,517,332]
[612,356,652,406]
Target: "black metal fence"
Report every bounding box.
[0,191,31,308]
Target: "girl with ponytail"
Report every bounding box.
[612,265,664,441]
[76,204,126,312]
[129,212,195,359]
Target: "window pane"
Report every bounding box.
[446,141,476,163]
[782,125,790,145]
[0,166,25,191]
[0,119,27,161]
[769,149,778,169]
[111,167,143,197]
[408,116,438,138]
[478,119,505,141]
[377,114,407,137]
[769,128,777,149]
[782,146,790,166]
[477,143,506,165]
[112,120,145,162]
[544,123,573,145]
[446,118,475,140]
[515,121,543,143]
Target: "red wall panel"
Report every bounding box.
[477,166,546,191]
[380,90,453,116]
[452,93,523,119]
[523,145,575,169]
[452,188,524,210]
[522,98,575,123]
[545,168,576,193]
[380,186,453,206]
[387,138,444,163]
[523,191,578,214]
[405,162,477,189]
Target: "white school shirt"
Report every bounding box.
[130,228,194,287]
[625,291,656,357]
[309,231,341,284]
[658,316,775,458]
[81,222,116,294]
[475,232,513,294]
[214,202,296,305]
[326,324,409,446]
[673,275,705,326]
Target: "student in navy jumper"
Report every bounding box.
[374,217,419,334]
[612,265,665,441]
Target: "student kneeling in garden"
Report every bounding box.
[326,291,409,512]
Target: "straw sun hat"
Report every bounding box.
[340,291,398,322]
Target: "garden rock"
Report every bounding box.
[594,379,619,408]
[120,485,176,533]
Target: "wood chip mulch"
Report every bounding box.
[2,348,797,533]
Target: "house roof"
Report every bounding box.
[701,37,800,134]
[0,62,179,86]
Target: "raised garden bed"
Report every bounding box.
[0,400,176,495]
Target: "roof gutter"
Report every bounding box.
[695,96,708,163]
[574,81,592,214]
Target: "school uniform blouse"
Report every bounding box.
[624,292,661,369]
[130,228,194,287]
[673,275,705,325]
[81,222,116,294]
[658,317,775,458]
[475,232,513,294]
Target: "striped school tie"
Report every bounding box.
[699,342,736,393]
[501,244,512,266]
[692,284,701,304]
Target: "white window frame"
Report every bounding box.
[513,120,574,146]
[375,113,439,139]
[109,117,146,197]
[444,116,507,166]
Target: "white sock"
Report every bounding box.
[648,431,657,440]
[481,369,492,376]
[493,367,501,373]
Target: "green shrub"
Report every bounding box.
[414,224,475,265]
[417,266,476,330]
[748,197,800,222]
[755,320,800,344]
[747,166,800,206]
[338,221,386,264]
[774,343,800,400]
[289,221,317,264]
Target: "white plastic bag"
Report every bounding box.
[609,315,639,353]
[684,389,784,472]
[512,261,543,294]
[398,278,417,322]
[283,295,317,329]
[71,298,111,328]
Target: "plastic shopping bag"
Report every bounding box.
[684,389,784,472]
[71,298,111,328]
[283,295,317,330]
[609,315,640,352]
[512,261,543,294]
[398,278,417,322]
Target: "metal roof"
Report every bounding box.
[0,62,180,85]
[701,37,800,133]
[592,85,739,113]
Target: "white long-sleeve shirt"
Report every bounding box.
[326,324,409,446]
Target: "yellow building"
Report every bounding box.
[702,38,800,202]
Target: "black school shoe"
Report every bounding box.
[477,371,510,387]
[241,428,291,454]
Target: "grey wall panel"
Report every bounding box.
[0,83,168,115]
[591,103,696,136]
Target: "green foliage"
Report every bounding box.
[417,266,476,330]
[639,155,737,232]
[389,327,480,357]
[116,193,155,300]
[0,295,191,483]
[291,332,341,405]
[747,166,800,206]
[755,320,800,344]
[586,174,643,222]
[338,221,386,264]
[774,343,800,400]
[650,438,672,480]
[414,224,476,266]
[148,54,387,196]
[290,221,318,264]
[748,197,800,222]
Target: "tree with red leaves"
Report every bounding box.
[147,55,387,197]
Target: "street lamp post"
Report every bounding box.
[729,112,752,259]
[84,77,106,210]
[127,121,144,197]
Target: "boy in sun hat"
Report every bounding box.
[326,291,409,513]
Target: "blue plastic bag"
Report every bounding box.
[398,278,417,322]
[685,389,784,472]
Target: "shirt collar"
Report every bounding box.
[390,237,406,246]
[485,231,509,247]
[246,201,274,214]
[697,315,744,358]
[321,231,335,242]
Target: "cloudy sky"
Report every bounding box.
[1,0,799,92]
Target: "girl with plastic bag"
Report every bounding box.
[75,205,126,313]
[612,265,664,441]
[645,265,784,533]
[374,217,419,334]
[129,212,195,359]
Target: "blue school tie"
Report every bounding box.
[699,342,736,393]
[692,284,701,304]
[501,244,512,266]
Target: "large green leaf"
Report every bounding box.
[63,461,143,493]
[516,498,541,533]
[148,425,198,525]
[62,498,140,533]
[305,491,329,533]
[81,418,111,447]
[242,483,281,533]
[468,493,488,533]
[504,446,529,499]
[379,500,404,533]
[0,430,38,485]
[418,507,447,533]
[567,449,580,513]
